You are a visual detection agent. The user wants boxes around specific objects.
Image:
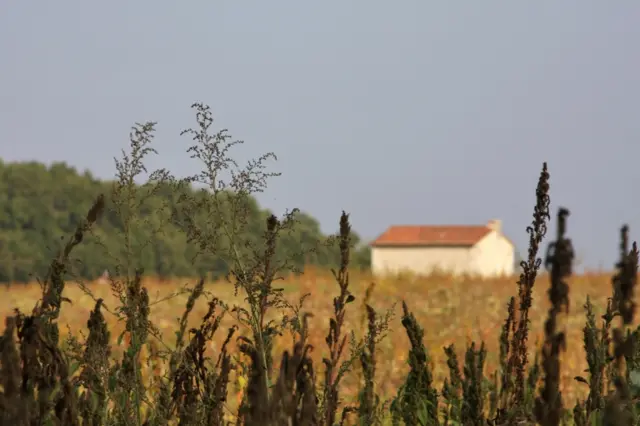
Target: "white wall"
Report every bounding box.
[473,231,515,276]
[371,245,474,276]
[371,231,515,278]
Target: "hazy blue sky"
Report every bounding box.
[2,2,639,271]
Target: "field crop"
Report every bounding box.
[0,268,628,413]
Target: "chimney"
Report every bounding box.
[487,219,502,233]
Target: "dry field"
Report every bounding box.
[0,268,631,413]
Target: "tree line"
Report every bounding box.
[0,159,371,283]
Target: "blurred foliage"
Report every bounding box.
[0,160,371,282]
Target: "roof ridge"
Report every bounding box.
[385,224,489,228]
[370,223,494,247]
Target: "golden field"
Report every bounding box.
[0,268,631,411]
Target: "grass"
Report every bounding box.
[1,104,640,425]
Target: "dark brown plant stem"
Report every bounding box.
[535,207,574,426]
[509,162,551,410]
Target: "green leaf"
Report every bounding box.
[68,360,81,377]
[117,331,125,346]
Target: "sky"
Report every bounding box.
[1,2,639,271]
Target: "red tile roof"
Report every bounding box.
[370,224,492,247]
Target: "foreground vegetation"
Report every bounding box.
[1,268,638,425]
[0,104,639,425]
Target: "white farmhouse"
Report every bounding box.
[370,219,514,278]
